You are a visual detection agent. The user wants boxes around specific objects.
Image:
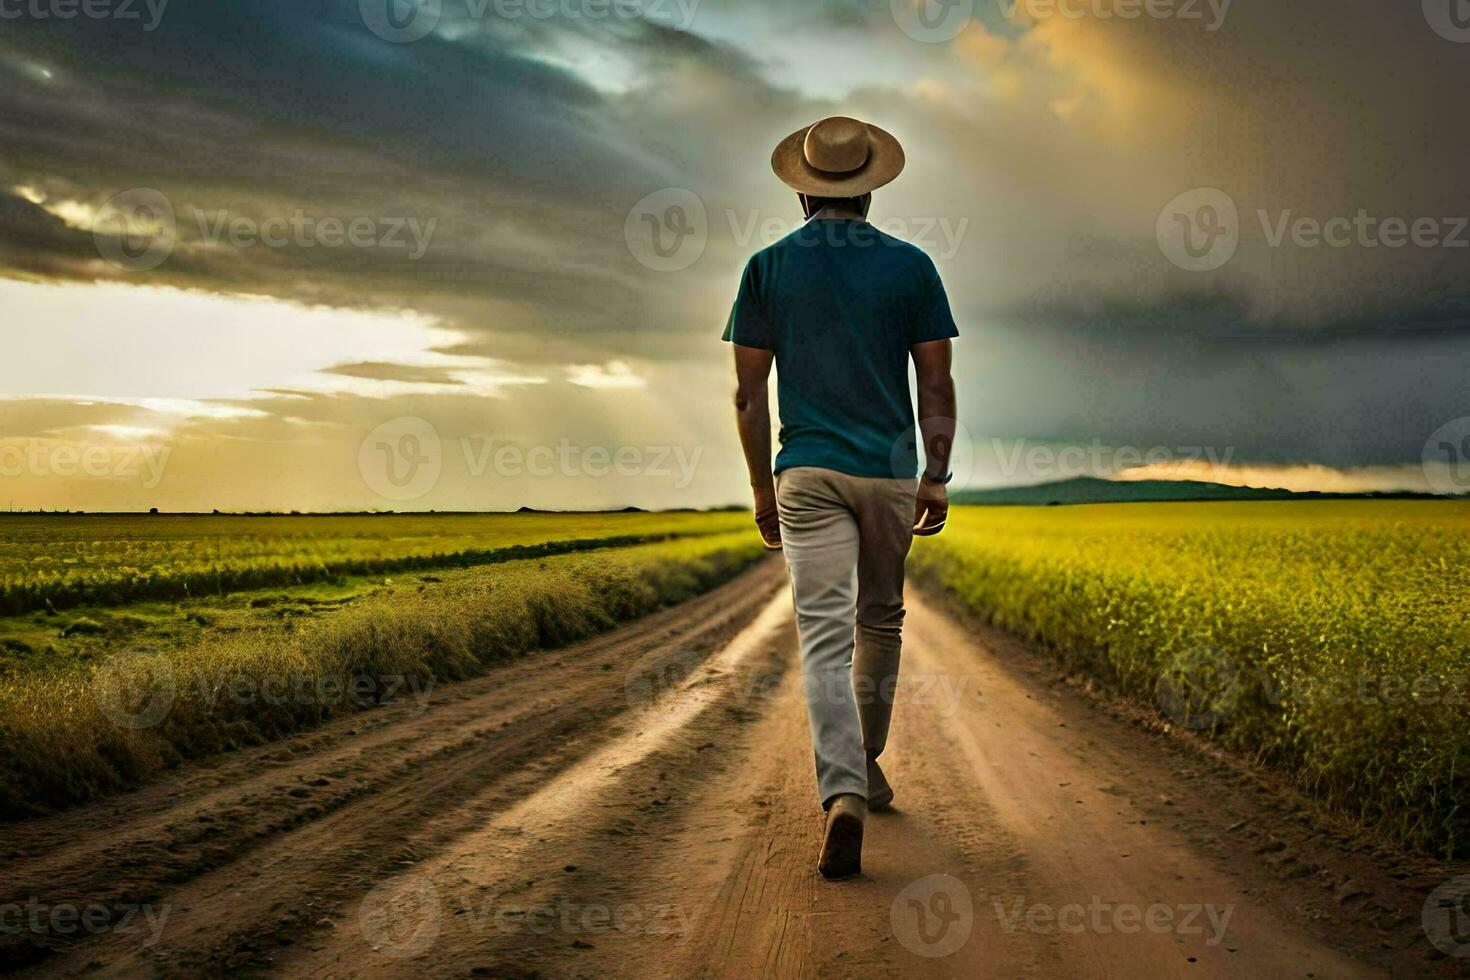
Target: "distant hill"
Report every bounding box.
[951,476,1454,506]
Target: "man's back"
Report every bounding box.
[723,218,957,480]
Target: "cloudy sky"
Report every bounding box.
[2,0,1468,510]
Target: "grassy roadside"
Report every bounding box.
[0,531,767,820]
[0,511,750,615]
[910,501,1470,858]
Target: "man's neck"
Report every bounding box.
[808,206,866,222]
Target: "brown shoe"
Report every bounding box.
[818,794,866,880]
[867,757,894,812]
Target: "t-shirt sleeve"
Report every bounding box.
[722,257,776,350]
[909,254,960,345]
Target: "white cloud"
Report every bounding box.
[566,360,646,389]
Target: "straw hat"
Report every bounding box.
[770,116,905,197]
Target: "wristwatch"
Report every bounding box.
[921,470,953,485]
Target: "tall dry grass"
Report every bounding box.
[0,510,751,615]
[911,501,1470,857]
[0,532,764,819]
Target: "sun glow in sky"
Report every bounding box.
[1,281,493,406]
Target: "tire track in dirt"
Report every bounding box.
[278,587,797,977]
[3,559,787,975]
[320,592,1437,979]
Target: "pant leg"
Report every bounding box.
[845,475,917,762]
[776,468,867,808]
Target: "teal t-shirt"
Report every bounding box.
[722,218,959,479]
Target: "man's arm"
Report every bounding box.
[732,343,782,548]
[911,339,956,536]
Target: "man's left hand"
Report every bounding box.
[754,485,783,549]
[913,476,949,537]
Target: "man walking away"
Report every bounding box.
[724,115,959,880]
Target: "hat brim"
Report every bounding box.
[770,121,905,197]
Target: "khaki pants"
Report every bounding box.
[776,466,917,808]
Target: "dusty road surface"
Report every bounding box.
[3,557,1462,978]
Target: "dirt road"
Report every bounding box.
[2,557,1460,977]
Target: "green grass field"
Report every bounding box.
[0,511,749,616]
[8,502,1467,858]
[910,500,1470,857]
[0,522,766,818]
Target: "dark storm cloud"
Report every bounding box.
[2,0,1469,494]
[322,361,467,385]
[0,0,770,357]
[967,313,1470,469]
[0,189,96,273]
